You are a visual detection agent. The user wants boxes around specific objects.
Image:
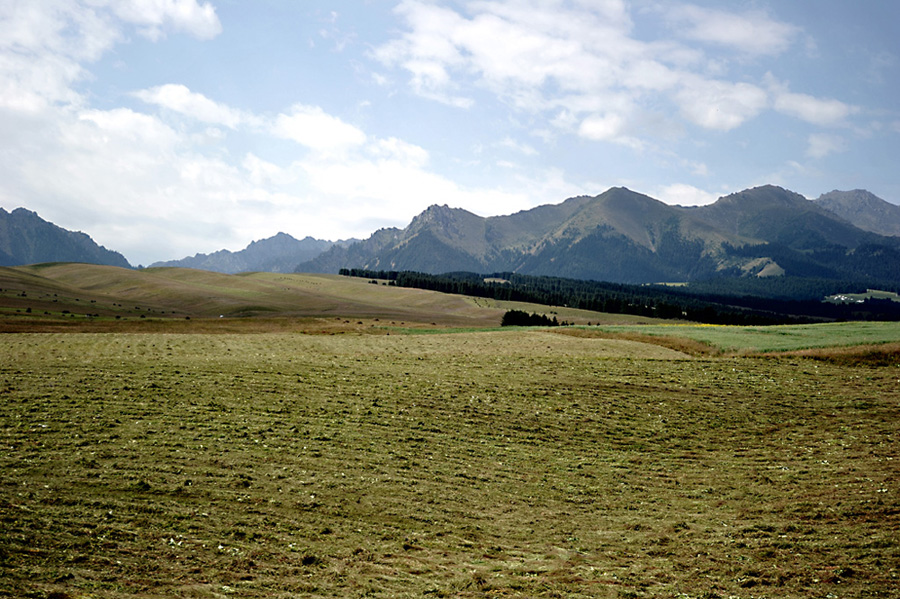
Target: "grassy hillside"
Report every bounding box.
[0,264,657,332]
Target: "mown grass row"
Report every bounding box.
[1,331,898,598]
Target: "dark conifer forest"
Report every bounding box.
[341,268,900,325]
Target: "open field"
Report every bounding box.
[1,264,899,597]
[589,322,900,354]
[2,328,899,598]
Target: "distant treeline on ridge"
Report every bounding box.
[340,268,900,325]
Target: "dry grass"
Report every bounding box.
[777,341,900,367]
[0,265,669,333]
[2,264,899,597]
[552,327,719,357]
[1,330,898,598]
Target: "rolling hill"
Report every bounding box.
[0,263,632,331]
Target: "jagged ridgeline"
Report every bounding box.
[306,186,900,286]
[341,269,900,325]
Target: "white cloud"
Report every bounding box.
[105,0,222,41]
[373,0,649,116]
[664,4,799,56]
[0,1,221,114]
[243,153,296,186]
[373,1,473,107]
[774,91,854,127]
[373,0,802,145]
[0,2,114,112]
[0,2,121,62]
[806,133,845,159]
[579,113,625,141]
[368,137,430,167]
[134,84,247,128]
[688,161,708,177]
[675,76,768,131]
[77,107,179,147]
[498,137,538,156]
[0,0,580,266]
[273,105,367,152]
[655,183,719,206]
[578,112,642,148]
[764,74,855,127]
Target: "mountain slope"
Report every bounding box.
[298,185,900,284]
[686,185,879,249]
[300,188,713,282]
[0,263,520,328]
[0,207,131,268]
[815,189,900,237]
[151,232,343,274]
[299,187,743,282]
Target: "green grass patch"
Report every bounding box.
[591,320,900,353]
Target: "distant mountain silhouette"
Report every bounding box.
[298,185,900,284]
[151,232,352,273]
[0,207,130,268]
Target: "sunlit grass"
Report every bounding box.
[1,330,898,598]
[591,320,900,353]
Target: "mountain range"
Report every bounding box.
[3,185,900,286]
[149,233,354,274]
[298,185,900,284]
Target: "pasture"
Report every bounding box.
[1,328,898,598]
[590,321,900,354]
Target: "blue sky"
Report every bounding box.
[0,1,898,266]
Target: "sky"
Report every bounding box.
[0,1,898,266]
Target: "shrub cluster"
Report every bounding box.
[500,310,565,327]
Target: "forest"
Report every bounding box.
[341,268,900,325]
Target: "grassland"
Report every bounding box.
[0,265,655,333]
[589,321,900,353]
[1,264,899,598]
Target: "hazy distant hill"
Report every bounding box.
[299,185,900,284]
[815,189,900,237]
[151,232,352,273]
[0,207,131,268]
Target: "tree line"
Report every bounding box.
[340,268,900,325]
